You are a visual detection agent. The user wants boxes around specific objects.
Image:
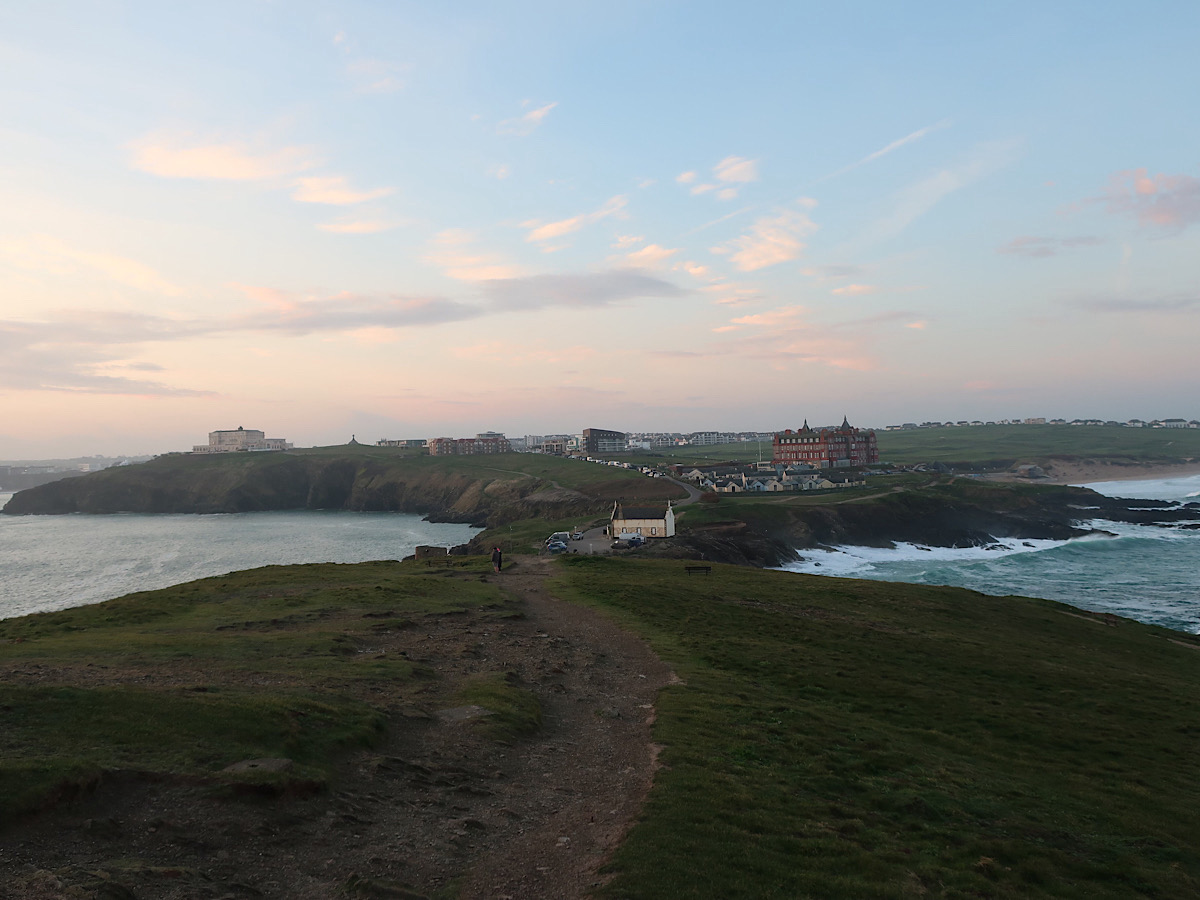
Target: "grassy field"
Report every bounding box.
[593,426,1200,469]
[875,425,1200,466]
[0,557,512,821]
[552,557,1200,899]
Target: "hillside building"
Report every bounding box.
[610,501,676,538]
[427,434,512,455]
[772,418,878,468]
[583,428,627,454]
[193,426,292,453]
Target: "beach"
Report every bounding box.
[983,458,1200,486]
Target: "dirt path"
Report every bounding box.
[1,559,673,900]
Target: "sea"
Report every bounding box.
[3,476,1199,634]
[779,474,1200,634]
[0,497,478,620]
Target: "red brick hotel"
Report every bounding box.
[772,418,879,467]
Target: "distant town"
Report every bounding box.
[3,416,1196,496]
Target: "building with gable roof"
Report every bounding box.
[772,417,878,468]
[610,501,676,538]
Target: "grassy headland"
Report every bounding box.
[2,445,683,524]
[4,557,1199,897]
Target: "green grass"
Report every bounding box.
[551,556,1200,899]
[0,558,509,819]
[875,424,1200,466]
[448,672,542,742]
[594,426,1200,469]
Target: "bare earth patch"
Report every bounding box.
[0,558,673,900]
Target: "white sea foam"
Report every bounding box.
[1078,473,1200,503]
[777,511,1200,633]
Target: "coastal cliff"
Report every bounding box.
[1,448,683,527]
[649,480,1200,567]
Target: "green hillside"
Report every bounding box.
[3,445,683,518]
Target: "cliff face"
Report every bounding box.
[667,481,1200,567]
[0,452,624,527]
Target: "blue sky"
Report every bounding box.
[2,1,1198,455]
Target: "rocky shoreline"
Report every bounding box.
[642,482,1200,568]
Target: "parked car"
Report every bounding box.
[571,531,585,541]
[546,540,568,554]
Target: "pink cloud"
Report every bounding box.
[497,101,558,136]
[831,284,878,296]
[131,134,315,180]
[424,229,528,281]
[718,208,818,271]
[525,195,628,242]
[1100,168,1200,231]
[624,243,679,268]
[730,305,806,326]
[317,219,400,234]
[292,176,393,205]
[714,156,758,183]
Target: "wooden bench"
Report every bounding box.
[684,565,712,576]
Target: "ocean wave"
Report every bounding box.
[1080,474,1200,503]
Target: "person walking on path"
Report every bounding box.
[491,546,503,573]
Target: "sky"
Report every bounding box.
[2,1,1199,457]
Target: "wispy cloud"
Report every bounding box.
[424,229,527,282]
[858,139,1019,244]
[292,176,393,205]
[0,291,477,396]
[680,157,760,200]
[1095,168,1200,232]
[730,305,806,326]
[498,101,558,136]
[524,195,628,243]
[713,207,818,271]
[0,235,182,296]
[130,133,316,180]
[714,156,758,184]
[623,243,679,268]
[831,283,879,296]
[1069,292,1200,314]
[346,58,406,94]
[317,219,401,234]
[480,270,685,312]
[802,264,867,281]
[998,235,1103,258]
[821,120,950,182]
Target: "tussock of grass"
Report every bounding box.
[448,672,542,742]
[552,556,1200,899]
